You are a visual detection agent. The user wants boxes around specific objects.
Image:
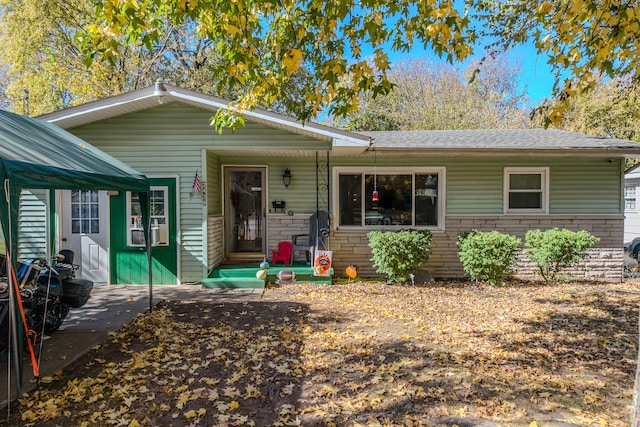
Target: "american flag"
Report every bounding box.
[192,172,201,194]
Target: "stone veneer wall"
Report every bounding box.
[275,214,623,282]
[432,215,624,282]
[267,214,313,263]
[209,213,323,269]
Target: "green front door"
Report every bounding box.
[110,178,178,284]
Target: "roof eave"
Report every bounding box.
[39,87,159,127]
[38,85,370,147]
[371,147,640,157]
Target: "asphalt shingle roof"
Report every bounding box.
[360,129,640,152]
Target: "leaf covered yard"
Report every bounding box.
[4,281,640,426]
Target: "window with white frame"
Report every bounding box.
[504,167,549,213]
[70,190,100,234]
[126,187,169,247]
[625,185,637,210]
[336,167,444,228]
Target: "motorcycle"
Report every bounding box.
[0,250,94,356]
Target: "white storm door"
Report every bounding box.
[61,190,109,284]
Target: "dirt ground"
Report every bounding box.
[2,279,640,426]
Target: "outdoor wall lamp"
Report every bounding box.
[282,168,292,188]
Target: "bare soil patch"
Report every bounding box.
[2,280,639,426]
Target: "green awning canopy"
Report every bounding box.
[0,108,151,263]
[0,109,151,397]
[0,110,148,191]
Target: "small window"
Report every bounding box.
[126,187,170,247]
[70,190,100,234]
[626,186,637,210]
[504,167,549,213]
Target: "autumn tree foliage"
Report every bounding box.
[75,0,640,130]
[533,76,640,168]
[78,0,476,131]
[474,0,640,127]
[5,0,638,130]
[0,0,151,116]
[553,77,640,142]
[338,56,531,131]
[0,0,253,115]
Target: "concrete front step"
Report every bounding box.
[201,278,266,289]
[204,264,333,288]
[201,276,332,289]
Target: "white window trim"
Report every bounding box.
[70,189,100,234]
[332,166,446,231]
[126,186,170,247]
[504,167,549,214]
[625,185,637,211]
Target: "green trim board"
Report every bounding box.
[202,278,266,289]
[205,262,333,288]
[110,177,178,284]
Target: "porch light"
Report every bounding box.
[282,168,292,188]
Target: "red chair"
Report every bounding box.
[271,241,293,265]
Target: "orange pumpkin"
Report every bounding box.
[345,265,357,279]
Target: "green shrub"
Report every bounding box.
[457,230,521,286]
[525,228,600,282]
[367,229,432,283]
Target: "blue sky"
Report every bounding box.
[385,39,555,107]
[361,1,557,107]
[499,42,555,104]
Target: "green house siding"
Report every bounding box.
[215,128,331,152]
[206,152,221,215]
[550,159,622,214]
[332,156,622,215]
[70,104,212,283]
[62,100,624,282]
[68,103,334,282]
[445,159,505,214]
[17,189,48,259]
[217,156,327,214]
